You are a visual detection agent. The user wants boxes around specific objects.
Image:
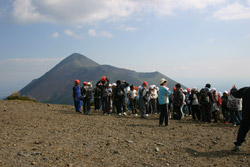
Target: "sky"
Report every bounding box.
[0,0,250,98]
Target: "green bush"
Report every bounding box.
[7,91,37,102]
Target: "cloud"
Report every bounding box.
[88,29,98,37]
[88,29,113,38]
[64,29,82,39]
[100,31,113,38]
[117,25,137,32]
[214,2,250,20]
[51,32,59,38]
[11,0,227,25]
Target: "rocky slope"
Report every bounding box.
[0,100,249,167]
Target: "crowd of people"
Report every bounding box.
[73,76,243,125]
[73,76,250,151]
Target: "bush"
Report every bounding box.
[7,91,37,102]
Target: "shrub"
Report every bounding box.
[7,91,37,102]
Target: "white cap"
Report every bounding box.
[224,90,229,94]
[112,83,117,86]
[109,84,112,87]
[211,88,217,92]
[160,78,167,84]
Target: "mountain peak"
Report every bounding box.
[55,53,100,69]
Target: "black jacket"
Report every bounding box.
[96,79,110,98]
[232,87,250,119]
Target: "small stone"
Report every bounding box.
[47,104,50,107]
[155,147,160,152]
[166,163,170,166]
[126,140,133,144]
[113,150,119,154]
[157,143,165,146]
[67,163,73,167]
[34,141,41,145]
[31,162,36,165]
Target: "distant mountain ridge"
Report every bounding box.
[20,53,186,105]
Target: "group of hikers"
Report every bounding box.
[73,76,250,151]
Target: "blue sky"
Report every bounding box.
[0,0,250,97]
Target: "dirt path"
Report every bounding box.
[0,100,249,167]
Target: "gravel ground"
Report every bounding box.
[0,100,249,167]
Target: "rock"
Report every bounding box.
[47,104,50,107]
[155,147,160,152]
[34,141,41,144]
[30,152,42,156]
[31,162,36,165]
[113,150,119,154]
[157,143,165,146]
[67,163,73,167]
[126,140,133,144]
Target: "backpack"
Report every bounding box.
[173,90,183,106]
[227,95,238,110]
[117,87,124,97]
[102,88,109,97]
[200,88,210,103]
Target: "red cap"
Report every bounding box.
[101,76,106,82]
[187,88,191,92]
[75,80,80,84]
[173,87,176,91]
[135,86,139,90]
[83,82,88,85]
[142,81,148,86]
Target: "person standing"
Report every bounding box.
[199,84,213,122]
[96,76,110,115]
[232,87,250,151]
[128,85,138,116]
[149,85,158,114]
[158,78,171,126]
[221,91,230,124]
[189,87,201,120]
[93,86,101,110]
[81,81,92,114]
[139,81,148,118]
[73,80,82,113]
[114,80,129,116]
[173,83,184,120]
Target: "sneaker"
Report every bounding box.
[233,145,239,152]
[123,112,127,116]
[146,114,149,117]
[134,114,138,116]
[118,113,122,116]
[233,124,237,127]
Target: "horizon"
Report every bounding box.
[1,0,250,97]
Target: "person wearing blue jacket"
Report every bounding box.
[73,79,82,113]
[158,78,172,126]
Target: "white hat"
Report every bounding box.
[149,85,154,89]
[224,90,229,94]
[211,88,216,92]
[112,83,117,86]
[109,84,112,87]
[160,78,167,84]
